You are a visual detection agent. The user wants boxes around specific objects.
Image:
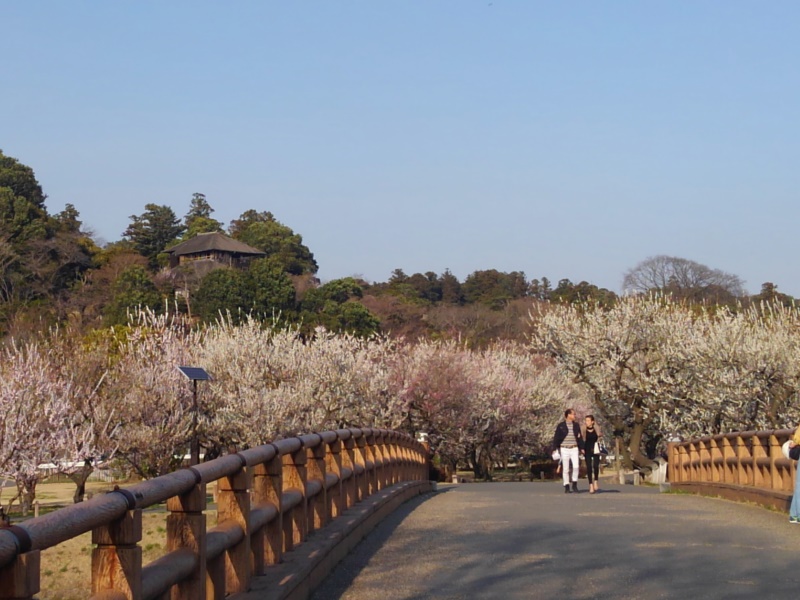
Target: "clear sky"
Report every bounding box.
[4,2,800,294]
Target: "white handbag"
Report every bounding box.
[782,440,792,460]
[552,449,561,461]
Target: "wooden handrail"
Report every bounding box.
[140,549,196,600]
[0,427,430,600]
[668,428,796,494]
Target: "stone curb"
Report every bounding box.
[670,481,792,512]
[232,480,435,600]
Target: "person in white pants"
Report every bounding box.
[560,446,580,489]
[552,408,585,493]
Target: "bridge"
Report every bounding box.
[310,481,798,599]
[0,428,797,599]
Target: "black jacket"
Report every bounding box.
[552,420,585,452]
[790,444,800,461]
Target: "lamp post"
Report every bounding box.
[177,366,212,466]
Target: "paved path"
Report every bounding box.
[311,480,800,599]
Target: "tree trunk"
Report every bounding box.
[473,446,493,481]
[469,447,492,480]
[69,460,94,503]
[629,410,657,471]
[469,447,481,479]
[20,477,36,517]
[615,435,633,470]
[4,490,20,515]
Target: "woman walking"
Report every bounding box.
[582,415,603,494]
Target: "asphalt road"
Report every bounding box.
[311,480,800,600]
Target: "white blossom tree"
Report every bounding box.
[199,317,306,448]
[531,296,800,469]
[46,330,119,502]
[104,311,203,478]
[0,341,74,514]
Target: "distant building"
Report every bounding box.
[165,232,266,270]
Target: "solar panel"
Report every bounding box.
[177,366,212,381]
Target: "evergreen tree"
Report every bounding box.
[183,193,223,238]
[0,151,94,325]
[440,269,463,304]
[301,277,379,337]
[462,270,528,310]
[248,258,297,319]
[229,210,317,275]
[124,204,185,268]
[105,266,162,325]
[193,268,251,324]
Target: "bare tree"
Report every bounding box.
[622,255,745,302]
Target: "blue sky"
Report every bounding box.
[4,2,800,294]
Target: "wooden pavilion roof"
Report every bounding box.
[165,232,266,257]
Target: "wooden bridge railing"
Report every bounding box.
[668,428,797,510]
[0,427,429,600]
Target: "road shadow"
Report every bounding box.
[311,488,446,599]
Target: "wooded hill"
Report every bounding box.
[0,150,794,345]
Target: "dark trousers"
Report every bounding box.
[585,454,600,484]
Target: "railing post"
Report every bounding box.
[698,439,709,481]
[325,438,344,519]
[380,431,391,488]
[770,433,783,491]
[0,550,40,600]
[306,440,328,532]
[710,437,721,483]
[682,441,690,482]
[217,458,252,594]
[753,434,768,488]
[417,441,430,481]
[385,434,398,485]
[252,452,283,570]
[685,443,693,482]
[364,431,378,495]
[166,481,207,600]
[400,438,410,482]
[282,445,308,551]
[354,435,368,502]
[408,442,417,481]
[371,431,384,490]
[395,437,405,482]
[92,508,143,599]
[736,434,749,486]
[397,438,406,482]
[342,436,358,509]
[667,442,677,483]
[382,432,394,487]
[720,437,733,484]
[406,442,418,481]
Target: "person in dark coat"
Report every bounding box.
[552,408,585,493]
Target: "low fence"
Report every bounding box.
[668,428,797,511]
[0,427,429,600]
